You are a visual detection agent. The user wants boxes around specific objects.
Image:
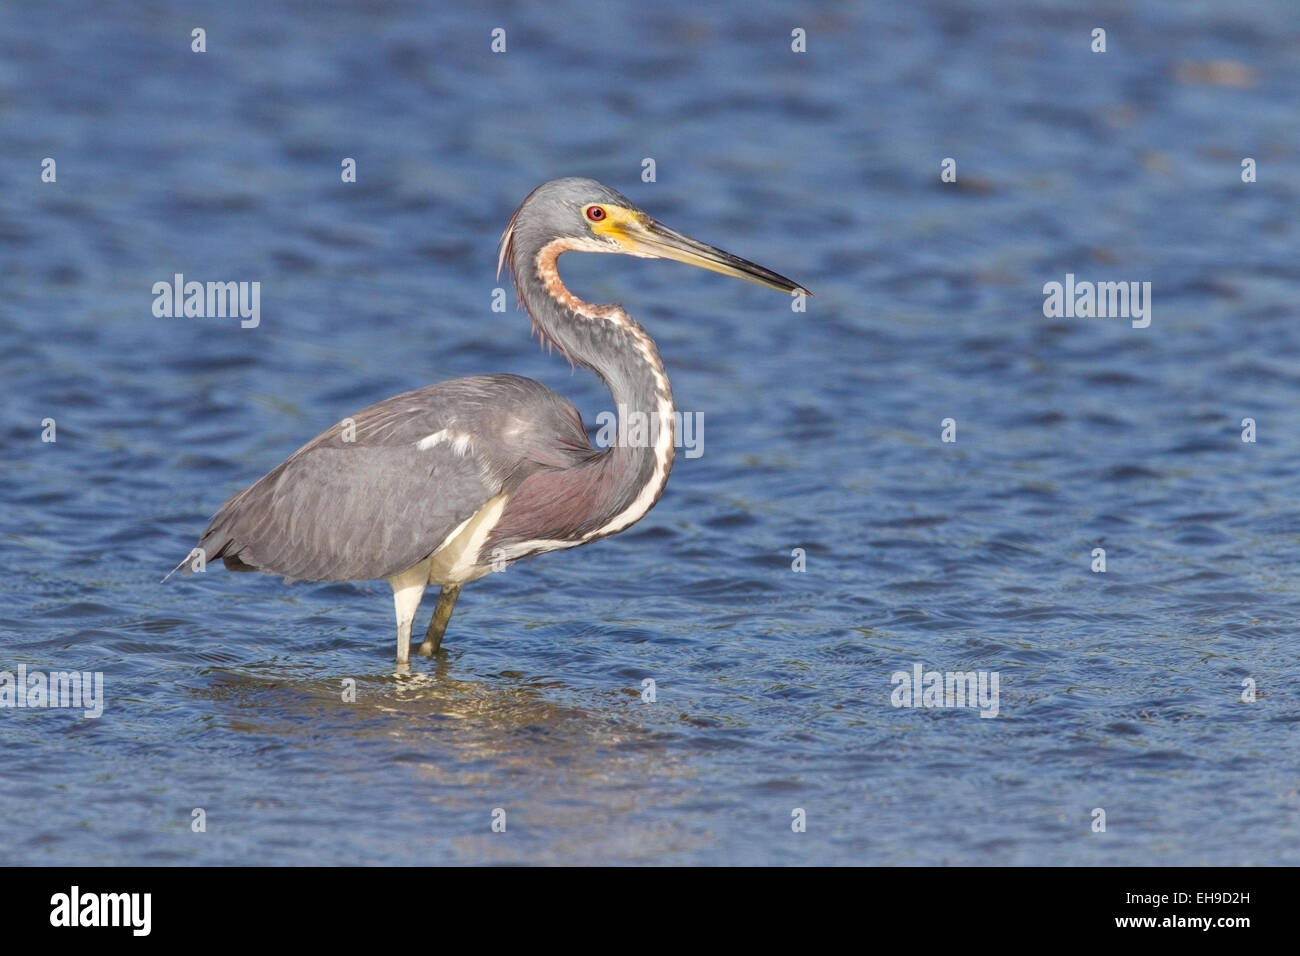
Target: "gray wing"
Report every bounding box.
[187,374,595,582]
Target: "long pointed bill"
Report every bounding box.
[621,218,809,296]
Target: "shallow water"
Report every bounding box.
[2,0,1299,865]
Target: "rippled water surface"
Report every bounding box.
[2,0,1299,865]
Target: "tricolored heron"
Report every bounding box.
[174,178,806,663]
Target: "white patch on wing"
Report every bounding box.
[416,429,474,456]
[503,417,528,441]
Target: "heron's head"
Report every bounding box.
[499,177,808,296]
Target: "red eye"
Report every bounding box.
[586,205,606,222]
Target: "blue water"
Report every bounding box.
[2,0,1298,865]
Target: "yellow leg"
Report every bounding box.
[418,585,462,655]
[387,560,430,664]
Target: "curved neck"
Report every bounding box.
[502,236,677,544]
[516,239,673,421]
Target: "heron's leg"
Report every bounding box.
[387,561,430,664]
[418,585,462,655]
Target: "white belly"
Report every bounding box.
[425,493,508,586]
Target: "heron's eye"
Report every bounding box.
[586,205,606,222]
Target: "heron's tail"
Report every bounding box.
[161,538,213,583]
[160,554,190,584]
